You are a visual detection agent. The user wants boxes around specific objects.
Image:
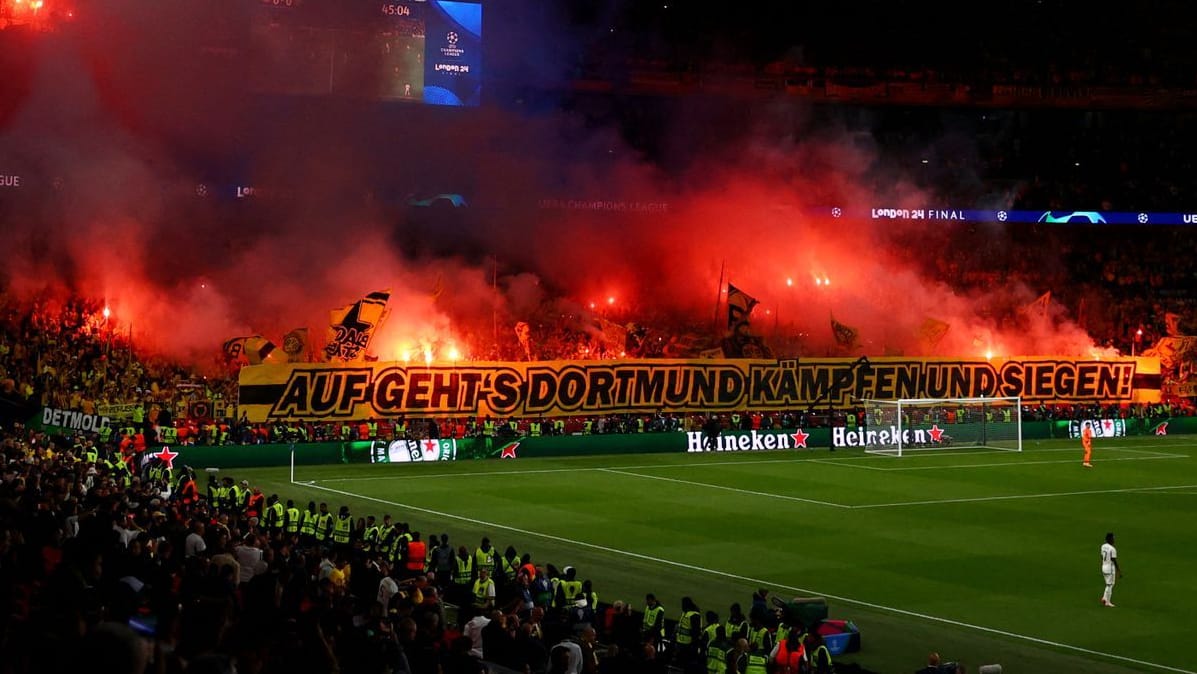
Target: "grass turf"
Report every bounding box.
[235,435,1197,673]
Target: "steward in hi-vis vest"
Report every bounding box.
[332,506,353,546]
[300,502,318,542]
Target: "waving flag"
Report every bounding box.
[917,317,950,348]
[243,336,279,365]
[727,284,758,330]
[282,328,309,363]
[1025,291,1051,318]
[324,289,392,362]
[223,337,250,362]
[831,314,858,349]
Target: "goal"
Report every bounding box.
[860,397,1022,457]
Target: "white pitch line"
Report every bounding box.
[316,454,864,482]
[868,453,1189,472]
[853,483,1197,509]
[1116,447,1191,458]
[808,458,889,471]
[596,468,851,509]
[292,479,1195,674]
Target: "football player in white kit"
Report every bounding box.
[1101,532,1123,607]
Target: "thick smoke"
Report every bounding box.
[0,1,1111,367]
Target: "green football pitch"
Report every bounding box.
[236,435,1197,673]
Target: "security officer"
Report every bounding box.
[674,596,702,672]
[474,537,496,579]
[451,545,475,607]
[331,505,353,549]
[362,515,380,553]
[642,593,666,648]
[472,567,496,611]
[554,566,583,609]
[498,545,520,587]
[703,617,729,674]
[808,632,834,674]
[207,474,220,506]
[285,499,301,538]
[300,501,319,544]
[747,614,772,655]
[377,514,396,559]
[218,477,234,511]
[392,522,413,566]
[725,604,748,642]
[743,643,768,674]
[266,495,286,536]
[315,502,334,545]
[229,480,247,514]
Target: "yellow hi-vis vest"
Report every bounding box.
[332,515,352,543]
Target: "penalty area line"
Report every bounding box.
[596,468,851,509]
[853,483,1197,509]
[293,479,1194,674]
[869,453,1189,472]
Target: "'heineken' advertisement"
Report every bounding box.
[686,425,949,452]
[368,439,458,463]
[685,429,812,453]
[1063,419,1127,439]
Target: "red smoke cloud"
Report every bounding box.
[0,4,1112,367]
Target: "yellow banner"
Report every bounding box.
[238,357,1160,422]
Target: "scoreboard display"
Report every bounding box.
[249,0,481,106]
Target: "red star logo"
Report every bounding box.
[1102,419,1114,433]
[790,429,809,448]
[422,439,438,457]
[1155,422,1169,436]
[500,442,519,459]
[927,425,945,442]
[154,446,179,470]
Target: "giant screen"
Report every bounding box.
[249,0,482,106]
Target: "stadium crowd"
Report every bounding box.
[0,419,856,674]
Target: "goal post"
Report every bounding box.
[860,397,1022,457]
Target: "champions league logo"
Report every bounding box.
[440,31,464,58]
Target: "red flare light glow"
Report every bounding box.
[0,3,1120,367]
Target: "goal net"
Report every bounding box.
[860,397,1022,457]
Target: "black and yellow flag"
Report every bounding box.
[324,289,391,362]
[917,317,950,348]
[223,337,250,362]
[831,314,859,349]
[243,336,279,365]
[282,328,309,363]
[727,284,758,331]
